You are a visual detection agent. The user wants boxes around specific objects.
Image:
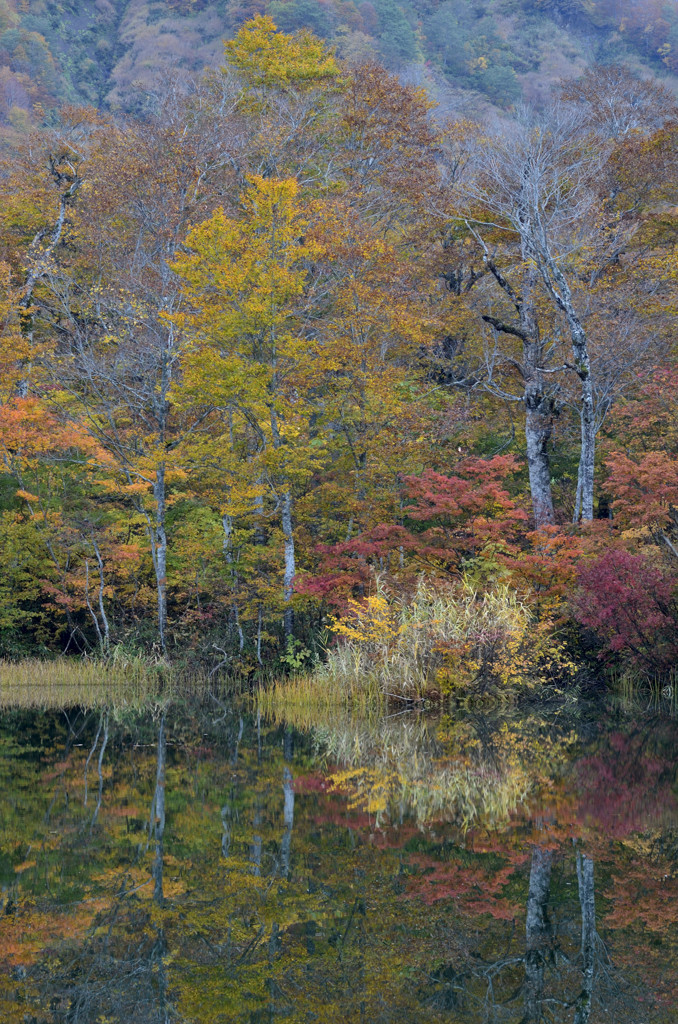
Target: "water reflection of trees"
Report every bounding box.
[0,704,676,1022]
[295,706,575,828]
[424,845,641,1024]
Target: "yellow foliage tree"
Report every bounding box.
[223,14,339,87]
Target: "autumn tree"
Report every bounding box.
[172,175,328,638]
[453,93,673,523]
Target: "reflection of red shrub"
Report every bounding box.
[576,732,678,838]
[573,548,678,673]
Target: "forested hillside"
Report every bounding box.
[0,12,676,686]
[0,0,676,132]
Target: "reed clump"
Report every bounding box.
[260,577,564,720]
[610,667,678,716]
[317,577,538,701]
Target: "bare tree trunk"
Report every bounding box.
[18,167,82,397]
[538,261,596,520]
[523,846,553,1023]
[525,399,555,528]
[522,268,555,528]
[573,456,583,524]
[257,605,263,666]
[270,407,295,637]
[478,254,556,527]
[281,488,295,638]
[577,390,596,522]
[152,466,168,653]
[91,536,110,653]
[84,559,104,653]
[223,514,244,653]
[574,852,596,1024]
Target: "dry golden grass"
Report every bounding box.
[261,577,547,720]
[0,658,212,710]
[257,670,383,723]
[319,577,537,698]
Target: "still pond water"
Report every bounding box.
[0,696,676,1022]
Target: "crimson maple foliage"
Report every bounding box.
[574,548,678,672]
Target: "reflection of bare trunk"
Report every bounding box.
[250,804,262,876]
[230,716,243,767]
[152,714,167,905]
[574,852,595,1024]
[151,927,170,1024]
[84,713,104,807]
[280,766,294,879]
[523,846,553,1023]
[267,921,282,1022]
[221,801,232,857]
[89,713,109,833]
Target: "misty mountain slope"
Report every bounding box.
[0,0,675,127]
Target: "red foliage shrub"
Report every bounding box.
[573,547,678,673]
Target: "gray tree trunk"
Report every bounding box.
[538,260,596,521]
[18,168,82,397]
[152,466,168,652]
[223,514,244,653]
[525,395,555,528]
[91,537,110,653]
[479,257,556,528]
[281,489,295,638]
[270,407,295,637]
[521,269,555,528]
